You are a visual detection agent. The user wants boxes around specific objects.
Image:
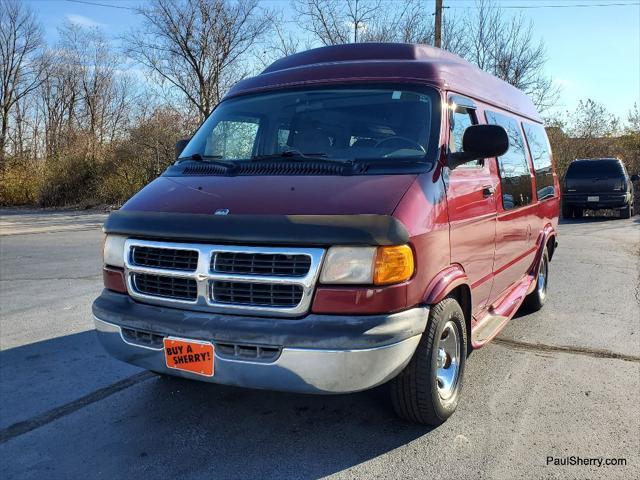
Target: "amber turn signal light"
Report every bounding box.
[373,245,414,285]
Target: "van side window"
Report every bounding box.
[450,107,482,168]
[523,123,556,200]
[485,111,533,210]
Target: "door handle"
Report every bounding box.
[482,185,495,197]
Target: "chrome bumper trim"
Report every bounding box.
[94,316,421,394]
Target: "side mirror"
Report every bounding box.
[448,124,509,170]
[631,174,640,182]
[175,138,190,160]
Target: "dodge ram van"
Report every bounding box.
[94,43,560,425]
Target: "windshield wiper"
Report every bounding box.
[250,150,350,166]
[352,156,428,166]
[256,149,327,158]
[177,153,236,170]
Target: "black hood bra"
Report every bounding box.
[104,210,410,246]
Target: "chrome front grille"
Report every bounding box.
[212,252,311,276]
[124,239,325,317]
[211,281,303,307]
[132,273,197,301]
[131,245,198,271]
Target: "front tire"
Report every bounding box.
[390,297,467,425]
[562,204,573,219]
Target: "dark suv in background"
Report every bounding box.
[562,158,638,219]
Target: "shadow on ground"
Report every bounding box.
[0,330,140,430]
[0,331,434,479]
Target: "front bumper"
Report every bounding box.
[93,290,427,394]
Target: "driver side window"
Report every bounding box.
[205,117,259,160]
[450,107,482,168]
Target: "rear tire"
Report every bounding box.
[524,247,549,312]
[561,204,573,219]
[390,297,467,425]
[574,208,584,218]
[621,204,632,219]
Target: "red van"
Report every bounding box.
[94,44,559,425]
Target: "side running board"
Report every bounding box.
[471,274,535,348]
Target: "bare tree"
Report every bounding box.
[364,0,423,43]
[546,99,621,175]
[626,103,640,133]
[463,0,559,112]
[293,0,385,45]
[622,104,640,177]
[293,0,468,56]
[255,13,313,68]
[106,106,190,194]
[567,99,620,139]
[0,0,46,167]
[39,45,82,157]
[269,17,305,58]
[125,0,271,122]
[38,22,133,159]
[364,0,468,56]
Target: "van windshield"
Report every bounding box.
[179,86,440,173]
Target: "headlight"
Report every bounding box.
[320,246,376,284]
[320,245,414,285]
[103,234,127,267]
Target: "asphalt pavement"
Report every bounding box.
[0,208,638,479]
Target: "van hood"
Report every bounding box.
[122,174,417,216]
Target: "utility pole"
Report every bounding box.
[434,0,443,48]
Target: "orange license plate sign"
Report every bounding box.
[163,337,214,377]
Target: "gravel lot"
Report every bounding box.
[1,208,638,479]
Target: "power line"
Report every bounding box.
[62,0,640,7]
[58,0,640,15]
[64,0,137,11]
[484,2,639,8]
[445,1,639,7]
[446,0,635,2]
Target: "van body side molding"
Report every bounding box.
[104,210,410,246]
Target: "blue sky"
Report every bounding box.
[27,0,640,121]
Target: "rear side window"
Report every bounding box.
[523,123,556,200]
[566,160,624,179]
[485,111,533,210]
